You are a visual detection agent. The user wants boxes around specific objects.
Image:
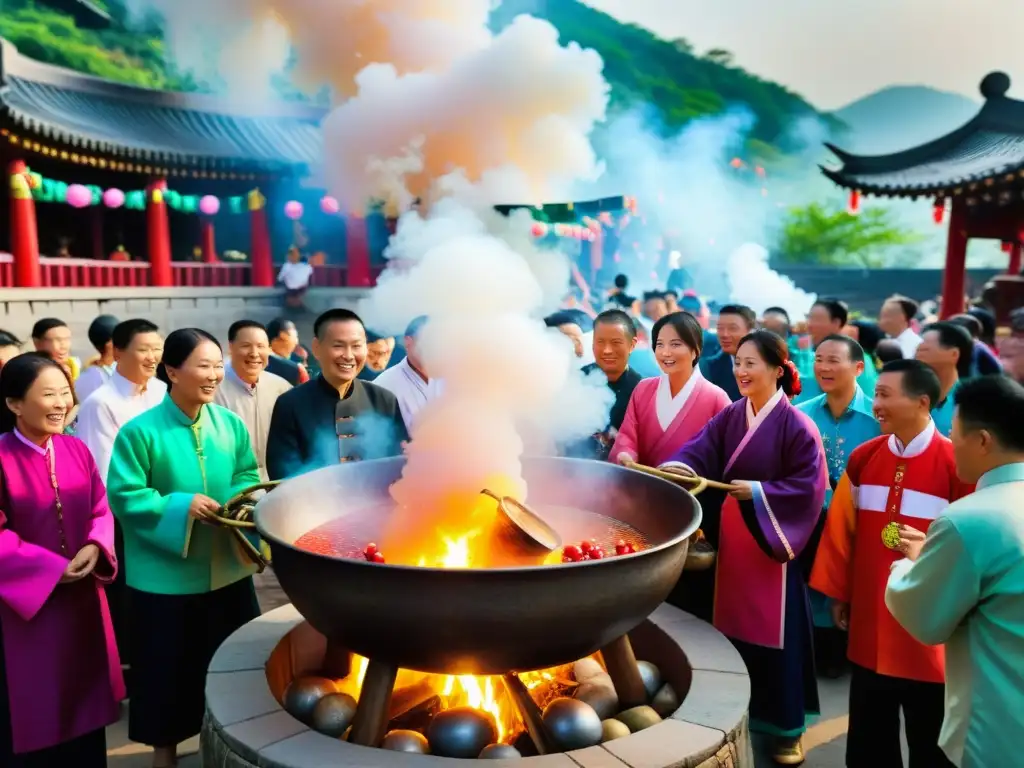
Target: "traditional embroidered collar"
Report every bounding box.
[745,386,785,430]
[888,420,935,458]
[655,367,703,431]
[160,393,209,427]
[13,427,51,456]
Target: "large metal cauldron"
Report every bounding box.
[255,456,701,675]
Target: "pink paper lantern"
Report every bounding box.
[66,184,92,209]
[103,188,125,209]
[199,195,220,216]
[320,196,340,215]
[284,200,304,220]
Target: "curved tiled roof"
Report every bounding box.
[0,38,326,172]
[821,72,1024,199]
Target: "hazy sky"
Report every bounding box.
[584,0,1024,109]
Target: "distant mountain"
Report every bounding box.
[830,85,979,155]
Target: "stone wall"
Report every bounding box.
[0,287,371,351]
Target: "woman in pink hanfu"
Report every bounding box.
[0,353,124,767]
[611,311,731,619]
[659,330,827,766]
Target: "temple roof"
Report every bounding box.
[0,39,326,173]
[822,73,1024,199]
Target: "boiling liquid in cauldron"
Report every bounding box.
[293,504,650,565]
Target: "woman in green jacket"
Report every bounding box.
[107,328,261,768]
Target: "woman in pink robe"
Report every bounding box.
[0,353,124,767]
[611,311,731,620]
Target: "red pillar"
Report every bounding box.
[346,216,371,287]
[1009,229,1023,275]
[8,159,41,287]
[939,198,968,319]
[201,219,218,263]
[146,180,172,287]
[249,189,273,287]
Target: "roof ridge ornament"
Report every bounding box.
[980,72,1011,100]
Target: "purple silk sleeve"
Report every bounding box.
[670,409,729,480]
[748,412,828,563]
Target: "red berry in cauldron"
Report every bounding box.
[580,539,597,554]
[588,547,606,560]
[615,540,628,555]
[371,551,386,563]
[562,544,584,562]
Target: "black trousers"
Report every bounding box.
[127,578,259,747]
[847,663,953,768]
[1,727,107,768]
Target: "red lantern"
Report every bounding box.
[530,222,547,237]
[847,190,861,215]
[1002,241,1014,253]
[932,199,946,224]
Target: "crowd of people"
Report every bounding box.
[0,280,1022,768]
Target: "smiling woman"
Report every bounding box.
[105,328,265,767]
[0,352,124,767]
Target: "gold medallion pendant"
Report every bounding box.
[881,521,901,550]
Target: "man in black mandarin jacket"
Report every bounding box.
[267,309,408,480]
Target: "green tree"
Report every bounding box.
[703,48,734,67]
[776,202,922,267]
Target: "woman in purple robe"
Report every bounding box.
[660,330,827,766]
[0,353,124,767]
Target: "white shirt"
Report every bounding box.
[214,365,292,480]
[277,261,313,290]
[373,358,438,431]
[75,369,167,481]
[75,363,116,403]
[895,327,923,359]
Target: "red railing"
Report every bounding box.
[172,262,251,287]
[0,255,384,289]
[39,257,151,288]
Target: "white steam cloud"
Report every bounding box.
[575,106,826,318]
[132,0,614,518]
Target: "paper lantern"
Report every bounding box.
[199,195,221,216]
[66,184,92,208]
[103,188,125,209]
[284,200,304,220]
[320,196,340,215]
[932,199,946,224]
[530,222,548,237]
[847,190,861,215]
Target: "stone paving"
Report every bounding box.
[105,570,855,767]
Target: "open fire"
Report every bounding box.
[333,653,573,745]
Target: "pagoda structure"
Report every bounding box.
[822,72,1024,321]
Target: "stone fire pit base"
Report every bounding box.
[202,603,752,768]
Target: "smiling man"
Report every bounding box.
[698,304,756,401]
[266,308,408,481]
[569,309,641,460]
[797,335,881,676]
[214,320,293,481]
[811,359,972,768]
